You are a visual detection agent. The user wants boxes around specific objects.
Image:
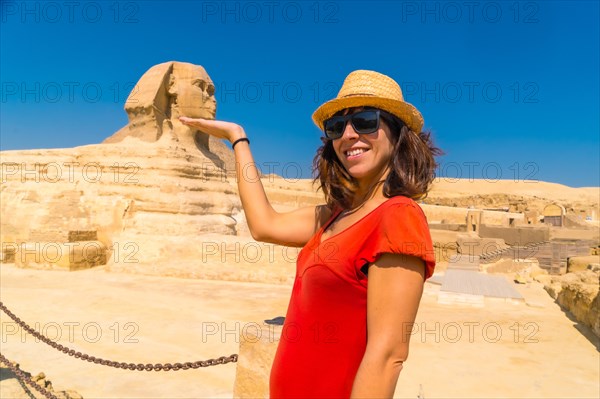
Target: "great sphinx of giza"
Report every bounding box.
[0,62,244,272]
[103,61,233,169]
[1,61,321,279]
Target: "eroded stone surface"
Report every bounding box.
[0,62,324,276]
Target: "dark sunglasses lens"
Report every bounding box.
[351,111,379,134]
[324,117,346,139]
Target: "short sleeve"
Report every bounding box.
[361,201,436,280]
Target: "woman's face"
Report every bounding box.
[331,108,395,184]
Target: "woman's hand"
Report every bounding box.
[179,116,322,248]
[179,116,246,143]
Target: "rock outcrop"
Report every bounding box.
[0,362,83,399]
[536,265,600,337]
[567,255,600,273]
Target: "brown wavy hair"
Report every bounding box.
[312,107,443,210]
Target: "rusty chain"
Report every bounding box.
[0,301,238,371]
[14,371,39,399]
[0,352,59,399]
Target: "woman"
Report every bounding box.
[180,70,441,398]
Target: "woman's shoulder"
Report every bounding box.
[380,195,422,209]
[373,196,428,224]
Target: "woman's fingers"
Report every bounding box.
[179,116,211,128]
[178,116,245,142]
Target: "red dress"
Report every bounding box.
[269,196,436,398]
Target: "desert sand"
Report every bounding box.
[1,263,598,398]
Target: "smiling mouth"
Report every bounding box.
[345,148,369,158]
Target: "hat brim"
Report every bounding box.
[312,96,424,133]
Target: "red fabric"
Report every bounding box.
[269,196,436,398]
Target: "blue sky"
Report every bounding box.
[1,0,598,187]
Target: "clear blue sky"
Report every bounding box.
[1,0,598,187]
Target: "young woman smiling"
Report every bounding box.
[180,70,442,399]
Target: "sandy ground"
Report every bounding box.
[1,264,598,399]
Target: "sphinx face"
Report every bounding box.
[171,63,217,119]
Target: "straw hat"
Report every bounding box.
[312,70,424,133]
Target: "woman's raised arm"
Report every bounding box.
[179,117,329,247]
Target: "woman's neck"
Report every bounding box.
[350,183,387,210]
[350,168,390,209]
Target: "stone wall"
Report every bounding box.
[420,204,523,226]
[478,224,550,246]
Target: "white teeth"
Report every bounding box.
[346,148,367,157]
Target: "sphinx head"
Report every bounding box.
[113,61,217,143]
[168,62,216,119]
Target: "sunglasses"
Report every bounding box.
[323,109,385,140]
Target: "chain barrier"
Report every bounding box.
[15,371,39,399]
[0,301,238,371]
[0,352,59,399]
